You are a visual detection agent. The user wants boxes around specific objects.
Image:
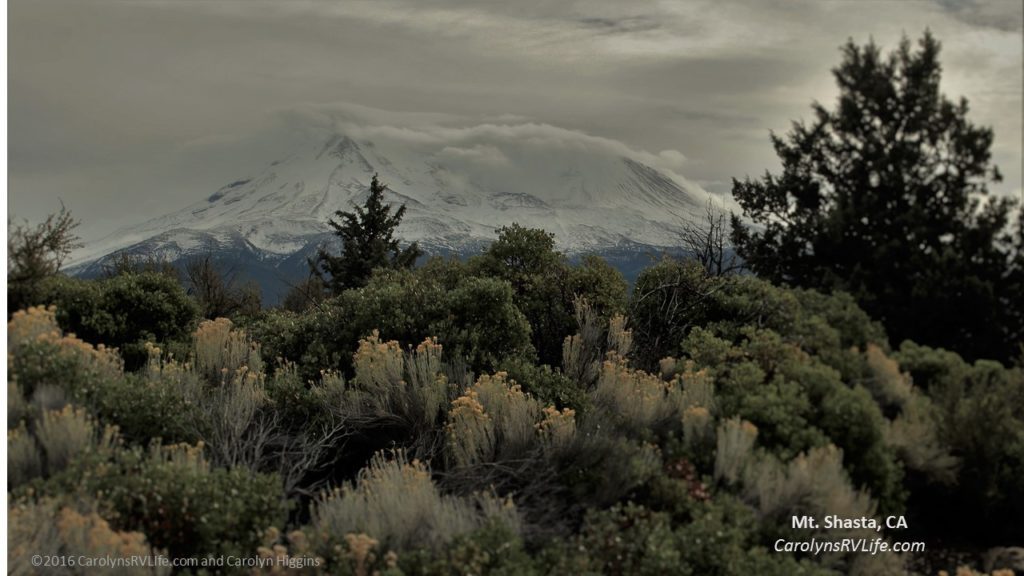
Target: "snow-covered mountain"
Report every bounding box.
[69,127,716,300]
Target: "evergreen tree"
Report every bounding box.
[312,173,421,293]
[730,32,1021,362]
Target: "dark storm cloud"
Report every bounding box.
[935,0,1024,32]
[8,0,1022,241]
[576,15,662,35]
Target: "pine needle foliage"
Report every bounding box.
[730,32,1021,362]
[312,173,422,294]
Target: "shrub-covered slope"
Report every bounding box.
[8,257,1023,575]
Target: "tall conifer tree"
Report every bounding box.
[731,32,1020,362]
[313,173,421,293]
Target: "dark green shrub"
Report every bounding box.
[896,342,1024,544]
[498,358,589,414]
[818,384,905,514]
[683,325,904,514]
[670,495,837,576]
[468,225,627,368]
[795,289,887,351]
[401,521,537,576]
[67,443,283,560]
[556,432,660,512]
[97,272,199,366]
[553,500,834,576]
[250,308,338,381]
[8,306,196,446]
[253,268,533,380]
[261,240,624,382]
[629,258,722,370]
[432,275,535,371]
[31,272,199,370]
[91,371,198,445]
[567,503,682,576]
[568,254,628,319]
[467,228,574,367]
[29,275,113,339]
[630,259,886,375]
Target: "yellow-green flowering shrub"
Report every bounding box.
[8,425,43,489]
[35,406,117,477]
[8,306,122,403]
[714,418,875,526]
[310,451,518,554]
[252,528,406,576]
[193,317,263,385]
[7,403,119,490]
[7,306,192,445]
[864,343,913,410]
[350,332,450,434]
[8,500,169,576]
[713,418,759,485]
[593,356,681,438]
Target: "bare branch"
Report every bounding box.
[672,199,741,277]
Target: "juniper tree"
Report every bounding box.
[730,32,1021,362]
[312,173,422,294]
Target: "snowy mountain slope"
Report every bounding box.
[68,127,718,298]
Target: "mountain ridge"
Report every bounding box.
[69,129,715,300]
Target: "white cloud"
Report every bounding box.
[438,144,510,166]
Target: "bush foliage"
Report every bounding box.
[29,272,199,369]
[8,227,1020,575]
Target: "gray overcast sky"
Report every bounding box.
[9,0,1023,243]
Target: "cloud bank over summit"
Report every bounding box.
[57,102,721,245]
[275,102,698,187]
[10,0,1020,240]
